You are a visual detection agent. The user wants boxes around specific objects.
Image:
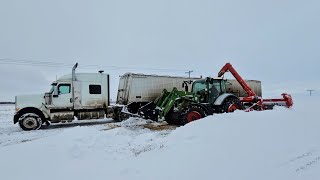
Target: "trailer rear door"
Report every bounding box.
[117,75,130,104]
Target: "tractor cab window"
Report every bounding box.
[192,81,210,103]
[208,80,222,103]
[211,80,221,94]
[192,81,207,94]
[220,80,226,93]
[58,84,71,94]
[192,79,225,103]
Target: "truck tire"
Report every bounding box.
[18,113,43,131]
[221,98,243,113]
[181,106,206,125]
[119,112,131,121]
[112,107,125,122]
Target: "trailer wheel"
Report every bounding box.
[221,98,243,113]
[18,113,43,131]
[181,106,206,125]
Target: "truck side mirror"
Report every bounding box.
[53,86,59,97]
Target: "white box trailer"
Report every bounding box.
[115,73,262,115]
[116,73,201,114]
[225,79,262,97]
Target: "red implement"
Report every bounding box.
[218,63,293,110]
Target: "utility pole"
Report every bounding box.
[185,70,193,78]
[306,90,315,96]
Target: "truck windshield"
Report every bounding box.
[49,85,54,94]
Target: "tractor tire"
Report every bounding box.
[164,111,181,126]
[221,98,243,113]
[18,113,43,131]
[181,106,206,125]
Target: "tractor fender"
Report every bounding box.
[214,93,239,106]
[189,103,212,116]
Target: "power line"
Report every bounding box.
[0,58,191,73]
[0,58,186,72]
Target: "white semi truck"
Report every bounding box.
[14,64,201,130]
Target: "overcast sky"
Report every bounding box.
[0,0,319,101]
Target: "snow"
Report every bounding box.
[0,95,320,180]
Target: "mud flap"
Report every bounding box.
[13,113,19,124]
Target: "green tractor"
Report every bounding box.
[138,77,243,125]
[138,63,293,125]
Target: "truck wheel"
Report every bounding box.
[181,106,206,125]
[221,98,243,113]
[18,113,43,131]
[119,112,131,121]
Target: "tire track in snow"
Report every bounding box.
[279,148,320,173]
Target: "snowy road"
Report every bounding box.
[0,104,174,150]
[0,96,320,180]
[0,105,110,147]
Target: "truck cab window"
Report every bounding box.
[58,84,71,94]
[89,85,101,94]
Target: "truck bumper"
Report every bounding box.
[13,113,19,124]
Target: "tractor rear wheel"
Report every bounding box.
[221,98,243,113]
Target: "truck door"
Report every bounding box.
[52,83,73,108]
[73,81,82,109]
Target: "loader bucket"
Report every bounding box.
[137,102,160,121]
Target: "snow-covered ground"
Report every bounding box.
[0,95,319,180]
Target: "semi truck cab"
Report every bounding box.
[14,63,111,131]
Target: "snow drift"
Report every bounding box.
[0,95,319,180]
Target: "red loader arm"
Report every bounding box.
[218,63,256,97]
[218,63,293,109]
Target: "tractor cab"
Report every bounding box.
[191,77,227,104]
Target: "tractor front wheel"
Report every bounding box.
[181,106,206,125]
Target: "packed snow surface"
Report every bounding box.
[0,95,319,180]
